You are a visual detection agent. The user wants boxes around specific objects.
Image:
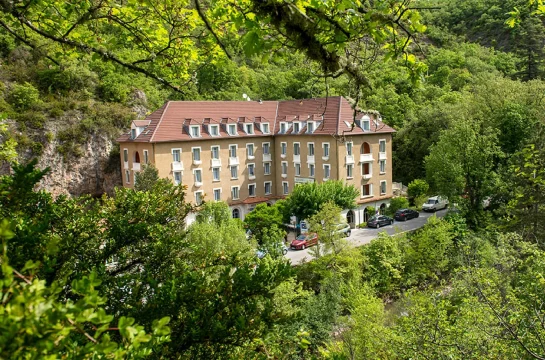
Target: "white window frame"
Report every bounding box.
[228,124,237,136]
[293,121,300,133]
[209,124,219,136]
[361,162,372,176]
[195,191,204,205]
[379,139,386,153]
[362,184,373,197]
[248,183,256,197]
[261,123,270,134]
[173,171,182,185]
[211,145,220,159]
[231,186,240,200]
[280,122,287,134]
[346,142,353,156]
[212,167,221,181]
[307,121,315,133]
[192,147,201,162]
[323,164,330,180]
[229,144,238,158]
[380,180,387,195]
[171,148,181,163]
[230,165,238,179]
[264,181,272,195]
[347,164,354,179]
[281,161,288,176]
[143,150,149,164]
[264,162,271,175]
[190,125,201,138]
[246,143,255,158]
[213,188,222,201]
[263,142,270,155]
[362,116,371,131]
[131,129,136,140]
[248,163,256,178]
[282,181,289,195]
[295,163,301,176]
[322,143,330,158]
[281,142,287,157]
[380,160,386,174]
[293,142,300,156]
[308,142,315,156]
[123,149,128,162]
[193,168,203,184]
[245,123,254,134]
[309,163,315,177]
[125,169,130,184]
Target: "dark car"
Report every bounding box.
[394,208,420,221]
[290,233,319,250]
[367,215,394,228]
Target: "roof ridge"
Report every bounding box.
[336,96,343,135]
[150,101,171,142]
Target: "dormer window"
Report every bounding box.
[209,124,219,136]
[190,125,201,138]
[280,122,287,134]
[131,129,136,139]
[361,115,371,131]
[245,123,254,134]
[228,124,237,136]
[261,123,270,134]
[307,121,315,133]
[293,122,300,133]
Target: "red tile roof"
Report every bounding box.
[117,97,395,143]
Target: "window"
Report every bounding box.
[282,182,289,195]
[362,162,371,176]
[362,116,370,131]
[362,184,372,197]
[195,191,203,205]
[247,143,254,157]
[172,149,181,162]
[324,164,330,179]
[379,139,386,153]
[230,165,238,179]
[280,122,287,134]
[228,124,237,135]
[232,208,240,218]
[308,143,315,156]
[323,143,330,157]
[209,125,219,136]
[264,162,271,175]
[214,188,221,201]
[192,147,201,162]
[307,121,315,133]
[294,143,300,155]
[380,181,387,195]
[261,123,270,134]
[264,181,272,195]
[346,142,353,156]
[123,149,128,162]
[309,164,315,177]
[229,145,237,158]
[380,160,386,173]
[248,163,255,177]
[245,123,254,134]
[263,142,270,155]
[211,146,219,159]
[213,167,220,181]
[143,150,149,164]
[295,163,301,176]
[231,186,240,200]
[173,171,182,185]
[131,129,136,139]
[281,142,287,156]
[125,169,130,184]
[249,183,256,197]
[281,161,288,175]
[293,122,300,133]
[190,125,200,138]
[194,169,202,183]
[347,164,353,178]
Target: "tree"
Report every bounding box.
[387,197,410,215]
[284,181,358,222]
[244,202,284,242]
[308,201,346,258]
[407,179,429,200]
[0,122,17,164]
[134,164,163,191]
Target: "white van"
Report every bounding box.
[422,196,448,212]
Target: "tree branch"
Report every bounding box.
[194,0,232,60]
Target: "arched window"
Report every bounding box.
[232,208,240,219]
[380,203,386,215]
[360,142,371,154]
[363,207,369,222]
[346,210,355,227]
[134,151,141,163]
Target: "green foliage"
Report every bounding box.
[0,120,17,163]
[284,181,358,222]
[308,202,346,258]
[407,179,429,200]
[7,82,41,110]
[244,202,284,242]
[387,197,410,215]
[134,164,161,192]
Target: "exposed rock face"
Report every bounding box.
[37,130,122,198]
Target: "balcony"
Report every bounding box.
[171,162,184,172]
[307,155,315,164]
[195,181,203,188]
[359,153,374,163]
[263,153,272,162]
[345,155,355,164]
[211,158,221,167]
[280,153,286,159]
[379,152,387,160]
[293,154,300,163]
[229,157,239,166]
[362,173,372,180]
[322,156,329,161]
[132,162,141,172]
[248,154,255,160]
[124,161,129,169]
[281,173,288,178]
[193,159,202,166]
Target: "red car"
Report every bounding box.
[290,233,318,250]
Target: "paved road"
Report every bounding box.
[286,209,448,265]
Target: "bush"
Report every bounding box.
[7,82,41,110]
[408,179,429,200]
[388,197,410,215]
[358,222,367,228]
[414,195,428,211]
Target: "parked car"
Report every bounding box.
[334,223,351,237]
[394,208,420,221]
[422,196,449,212]
[367,215,394,228]
[257,242,289,258]
[290,233,319,250]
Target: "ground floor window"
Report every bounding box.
[232,208,240,219]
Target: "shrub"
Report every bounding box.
[414,195,428,211]
[358,222,367,228]
[408,179,429,200]
[388,197,410,215]
[7,82,41,110]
